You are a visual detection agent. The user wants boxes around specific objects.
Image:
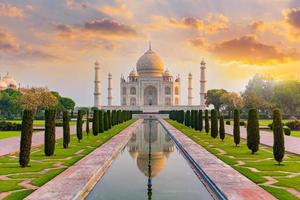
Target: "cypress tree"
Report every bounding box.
[45,109,56,156]
[247,108,260,154]
[185,110,191,127]
[233,109,240,146]
[99,110,104,133]
[63,111,70,148]
[86,109,89,135]
[195,110,199,130]
[19,109,34,168]
[219,115,225,141]
[104,111,108,131]
[205,109,209,134]
[210,109,218,138]
[273,109,285,165]
[76,110,83,142]
[199,110,203,131]
[191,110,195,129]
[107,110,111,129]
[92,109,99,136]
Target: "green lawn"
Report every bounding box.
[0,131,21,139]
[167,119,300,200]
[0,119,135,200]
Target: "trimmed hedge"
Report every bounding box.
[86,110,89,135]
[44,109,56,156]
[273,109,285,165]
[210,109,218,138]
[76,110,84,142]
[103,111,108,131]
[233,109,240,147]
[219,115,225,141]
[99,110,104,133]
[205,109,209,134]
[247,108,260,154]
[19,109,34,168]
[199,110,203,131]
[92,109,99,136]
[185,110,191,127]
[62,111,70,148]
[0,121,21,131]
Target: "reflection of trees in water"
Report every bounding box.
[127,120,174,178]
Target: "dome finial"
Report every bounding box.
[149,41,151,51]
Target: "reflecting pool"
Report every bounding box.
[86,119,214,200]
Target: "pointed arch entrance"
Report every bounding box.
[144,85,158,106]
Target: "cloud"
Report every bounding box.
[283,7,300,39]
[64,0,88,10]
[0,28,20,51]
[99,3,133,19]
[0,3,24,18]
[209,35,299,65]
[188,37,209,48]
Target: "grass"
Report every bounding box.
[5,120,77,127]
[167,119,300,200]
[0,119,135,200]
[0,131,21,139]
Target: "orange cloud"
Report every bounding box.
[0,28,20,51]
[0,3,24,18]
[99,3,133,19]
[209,35,298,65]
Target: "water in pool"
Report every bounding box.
[86,119,214,200]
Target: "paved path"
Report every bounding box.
[225,125,300,155]
[161,119,276,200]
[25,119,142,200]
[0,126,77,157]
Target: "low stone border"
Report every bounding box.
[25,119,143,200]
[159,119,276,200]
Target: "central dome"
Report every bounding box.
[136,45,164,77]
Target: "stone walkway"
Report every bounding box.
[0,126,77,157]
[225,125,300,155]
[160,119,276,200]
[25,119,142,200]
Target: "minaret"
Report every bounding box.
[94,61,101,108]
[188,72,193,106]
[200,60,206,107]
[108,73,112,106]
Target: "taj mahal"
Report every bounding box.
[93,44,207,112]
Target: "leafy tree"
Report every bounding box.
[247,108,260,154]
[206,89,228,112]
[60,97,75,111]
[205,109,209,134]
[273,109,285,165]
[76,110,84,142]
[221,92,243,118]
[185,110,191,127]
[219,115,225,141]
[233,109,240,146]
[210,109,218,138]
[92,109,99,136]
[44,109,56,156]
[199,110,203,131]
[63,111,70,148]
[19,109,34,167]
[0,89,22,119]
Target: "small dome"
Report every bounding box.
[136,46,164,77]
[129,69,138,77]
[163,69,172,77]
[2,73,18,89]
[0,79,8,90]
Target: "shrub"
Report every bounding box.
[45,109,56,156]
[19,109,34,168]
[210,109,218,138]
[86,110,89,135]
[62,111,70,148]
[107,110,111,129]
[239,121,246,126]
[185,111,191,127]
[226,121,230,125]
[199,110,203,131]
[99,110,104,133]
[104,111,108,131]
[247,108,260,154]
[285,120,300,131]
[273,109,285,165]
[233,109,240,147]
[0,121,21,131]
[219,115,225,141]
[205,109,209,134]
[92,109,99,136]
[284,127,291,136]
[76,110,83,142]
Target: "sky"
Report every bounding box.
[1,0,300,106]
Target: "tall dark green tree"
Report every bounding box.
[219,115,225,141]
[111,110,116,126]
[233,109,241,147]
[247,108,260,154]
[86,109,90,135]
[99,110,104,133]
[185,110,191,127]
[63,111,70,148]
[104,111,108,131]
[92,109,99,136]
[107,110,112,129]
[195,110,199,130]
[273,109,285,165]
[199,110,203,131]
[76,110,83,142]
[210,109,218,138]
[19,109,34,168]
[191,110,195,129]
[45,109,56,156]
[205,109,209,134]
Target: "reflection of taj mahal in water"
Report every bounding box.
[93,43,207,112]
[127,120,174,178]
